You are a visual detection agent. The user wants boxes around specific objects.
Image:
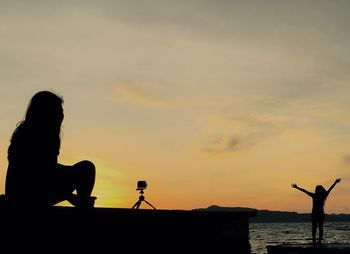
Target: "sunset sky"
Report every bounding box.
[0,1,349,213]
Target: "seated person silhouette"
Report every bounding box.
[5,90,96,208]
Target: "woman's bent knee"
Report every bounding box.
[75,160,96,176]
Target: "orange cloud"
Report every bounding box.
[114,81,169,109]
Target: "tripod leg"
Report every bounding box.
[132,200,141,209]
[144,199,156,210]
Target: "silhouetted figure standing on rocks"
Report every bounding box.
[291,178,341,245]
[5,90,96,208]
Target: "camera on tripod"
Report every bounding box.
[132,180,156,210]
[136,180,147,191]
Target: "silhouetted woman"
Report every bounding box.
[291,178,341,245]
[5,91,96,208]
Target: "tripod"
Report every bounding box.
[132,189,156,210]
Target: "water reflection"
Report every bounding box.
[249,222,350,254]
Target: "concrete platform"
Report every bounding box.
[0,205,256,253]
[267,243,350,254]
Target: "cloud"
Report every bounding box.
[114,81,169,109]
[226,137,239,151]
[199,113,285,154]
[201,136,240,154]
[343,154,350,165]
[341,155,350,180]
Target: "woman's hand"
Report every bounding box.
[291,183,297,188]
[335,178,341,184]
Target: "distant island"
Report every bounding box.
[193,205,350,223]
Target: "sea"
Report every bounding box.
[249,221,350,254]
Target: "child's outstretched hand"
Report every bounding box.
[335,178,341,184]
[291,183,297,188]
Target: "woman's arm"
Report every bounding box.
[326,178,341,195]
[291,183,314,197]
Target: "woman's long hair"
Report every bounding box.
[315,185,327,203]
[8,91,64,159]
[24,90,64,126]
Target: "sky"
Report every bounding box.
[0,0,349,213]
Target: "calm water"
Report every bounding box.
[249,222,350,254]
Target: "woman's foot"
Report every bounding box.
[67,194,78,207]
[78,196,97,209]
[68,194,96,208]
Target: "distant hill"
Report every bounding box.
[193,205,350,223]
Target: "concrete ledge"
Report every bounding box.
[267,243,350,254]
[0,205,256,253]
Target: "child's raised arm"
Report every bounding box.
[291,183,314,197]
[326,178,341,195]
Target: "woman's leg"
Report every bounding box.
[312,219,317,245]
[50,161,96,207]
[318,220,324,244]
[72,160,96,207]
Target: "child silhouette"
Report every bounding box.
[5,91,96,208]
[291,178,341,245]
